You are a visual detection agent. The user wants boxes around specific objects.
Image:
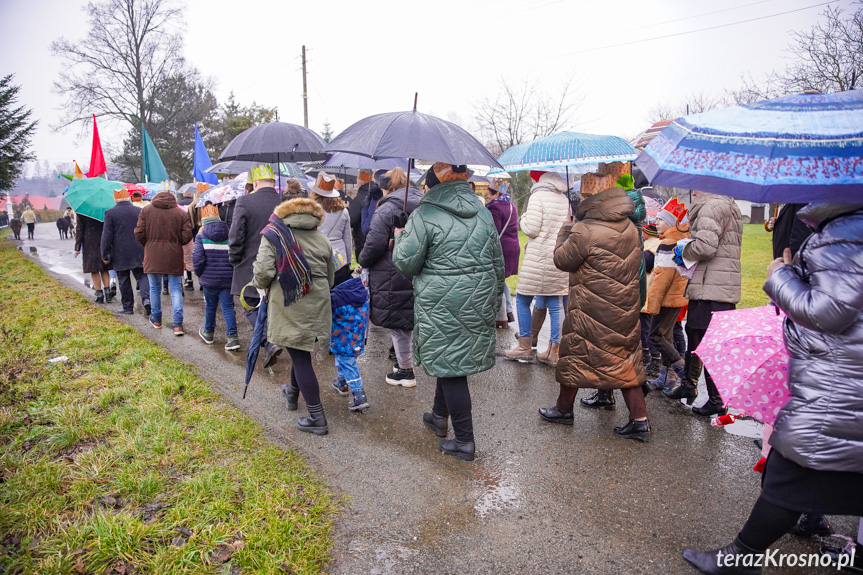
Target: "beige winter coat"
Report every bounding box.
[682,192,743,304]
[516,173,570,296]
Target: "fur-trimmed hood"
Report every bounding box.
[274,197,324,230]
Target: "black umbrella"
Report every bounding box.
[324,95,502,214]
[219,122,328,188]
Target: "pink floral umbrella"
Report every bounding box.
[695,305,790,425]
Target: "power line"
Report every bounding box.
[549,0,836,58]
[622,0,777,34]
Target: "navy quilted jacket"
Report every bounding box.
[193,220,234,289]
[764,203,863,473]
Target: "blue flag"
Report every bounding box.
[194,123,219,185]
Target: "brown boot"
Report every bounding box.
[537,342,559,367]
[504,336,535,362]
[530,307,547,348]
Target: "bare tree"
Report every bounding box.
[474,77,582,155]
[645,91,728,124]
[51,0,185,129]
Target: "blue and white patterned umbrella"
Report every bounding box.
[489,132,638,175]
[636,90,863,204]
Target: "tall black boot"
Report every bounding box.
[297,403,328,435]
[281,383,299,411]
[682,537,763,574]
[664,351,699,404]
[94,289,104,304]
[693,370,728,417]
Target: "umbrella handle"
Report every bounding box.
[240,282,265,311]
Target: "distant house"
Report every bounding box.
[0,195,63,212]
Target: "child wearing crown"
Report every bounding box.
[644,198,691,391]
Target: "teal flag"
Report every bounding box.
[142,124,169,183]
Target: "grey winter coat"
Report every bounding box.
[764,203,863,474]
[358,187,423,330]
[228,187,281,296]
[317,206,352,268]
[682,192,743,304]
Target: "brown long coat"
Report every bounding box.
[553,187,646,390]
[134,192,193,276]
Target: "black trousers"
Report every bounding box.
[26,222,35,237]
[685,325,721,400]
[116,268,150,311]
[432,376,474,443]
[649,307,683,365]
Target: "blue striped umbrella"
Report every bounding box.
[488,132,638,175]
[636,90,863,204]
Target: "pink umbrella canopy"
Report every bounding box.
[695,305,790,424]
[644,196,661,221]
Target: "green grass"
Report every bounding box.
[506,224,773,309]
[0,244,336,574]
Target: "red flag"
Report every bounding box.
[86,114,107,178]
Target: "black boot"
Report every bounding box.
[580,390,615,410]
[94,289,104,304]
[682,537,764,574]
[692,396,728,417]
[297,403,328,435]
[281,383,299,411]
[538,406,574,425]
[104,287,113,303]
[423,412,448,437]
[663,379,698,404]
[439,439,475,461]
[789,513,832,537]
[613,419,651,442]
[645,353,662,380]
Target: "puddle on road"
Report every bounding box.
[356,541,418,575]
[722,416,763,439]
[472,456,522,519]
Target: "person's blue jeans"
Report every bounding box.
[148,274,183,326]
[335,354,363,392]
[516,294,564,343]
[203,287,237,337]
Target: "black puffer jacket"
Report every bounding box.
[764,203,863,473]
[349,182,379,259]
[358,187,423,330]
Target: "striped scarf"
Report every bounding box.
[260,213,313,306]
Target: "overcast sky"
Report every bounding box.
[0,0,848,171]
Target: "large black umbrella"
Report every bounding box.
[323,107,502,169]
[219,122,328,188]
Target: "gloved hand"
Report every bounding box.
[672,243,686,267]
[391,211,408,229]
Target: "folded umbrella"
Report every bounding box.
[243,292,268,399]
[695,305,791,425]
[637,90,863,203]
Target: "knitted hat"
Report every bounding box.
[251,164,274,181]
[201,204,220,224]
[358,170,373,184]
[113,188,130,201]
[656,198,688,228]
[309,172,339,197]
[643,223,659,237]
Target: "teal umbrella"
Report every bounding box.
[65,177,122,222]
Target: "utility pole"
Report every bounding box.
[302,45,309,128]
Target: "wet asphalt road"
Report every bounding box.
[14,223,857,574]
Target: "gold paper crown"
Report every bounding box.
[114,188,130,200]
[314,173,336,193]
[251,164,274,181]
[197,182,210,193]
[201,204,220,219]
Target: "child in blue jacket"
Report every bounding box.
[329,276,370,411]
[192,205,239,351]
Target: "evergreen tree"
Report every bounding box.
[0,74,37,192]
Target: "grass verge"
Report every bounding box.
[0,244,335,574]
[506,224,773,309]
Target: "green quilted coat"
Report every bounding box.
[626,188,648,306]
[393,181,505,378]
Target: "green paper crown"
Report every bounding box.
[251,164,274,181]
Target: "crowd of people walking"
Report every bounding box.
[12,156,863,573]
